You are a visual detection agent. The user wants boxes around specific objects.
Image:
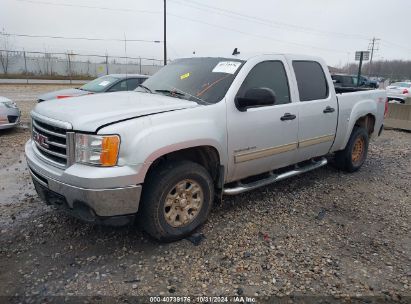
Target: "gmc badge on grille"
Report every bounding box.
[33,130,50,149]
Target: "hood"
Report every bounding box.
[38,88,89,101]
[33,91,199,132]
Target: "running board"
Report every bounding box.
[223,157,328,196]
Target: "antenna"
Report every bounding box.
[232,48,240,56]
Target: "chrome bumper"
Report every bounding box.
[25,140,142,220]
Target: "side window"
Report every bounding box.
[108,80,128,92]
[237,61,291,105]
[293,61,328,101]
[125,78,141,90]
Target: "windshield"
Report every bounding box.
[391,82,411,88]
[138,57,245,104]
[80,75,119,93]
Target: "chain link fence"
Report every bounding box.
[0,49,164,82]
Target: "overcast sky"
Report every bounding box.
[1,0,411,66]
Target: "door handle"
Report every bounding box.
[323,106,335,113]
[280,113,297,121]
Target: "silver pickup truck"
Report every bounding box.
[25,54,386,241]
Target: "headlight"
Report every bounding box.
[1,101,18,109]
[75,134,120,167]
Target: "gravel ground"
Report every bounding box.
[0,85,410,301]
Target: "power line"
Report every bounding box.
[170,0,370,41]
[167,12,348,54]
[11,0,349,54]
[16,0,161,14]
[1,32,162,43]
[13,0,410,52]
[382,40,411,52]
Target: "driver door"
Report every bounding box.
[226,56,299,182]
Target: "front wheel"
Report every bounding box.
[139,161,214,242]
[335,126,369,172]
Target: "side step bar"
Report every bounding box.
[223,157,328,196]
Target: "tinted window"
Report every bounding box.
[392,82,411,88]
[125,78,144,90]
[237,61,290,105]
[109,80,128,92]
[293,61,328,101]
[80,75,119,93]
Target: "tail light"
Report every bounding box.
[403,89,409,94]
[56,95,71,99]
[384,98,388,118]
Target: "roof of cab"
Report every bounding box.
[183,53,325,63]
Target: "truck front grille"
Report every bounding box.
[32,118,68,167]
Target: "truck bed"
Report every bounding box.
[335,87,374,94]
[331,89,386,153]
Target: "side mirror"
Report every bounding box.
[235,87,276,112]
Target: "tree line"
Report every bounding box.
[340,60,411,81]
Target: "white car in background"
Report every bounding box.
[0,97,21,130]
[386,82,411,103]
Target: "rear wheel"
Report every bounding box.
[139,161,214,242]
[335,126,369,172]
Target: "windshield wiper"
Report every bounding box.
[155,89,185,97]
[155,88,209,105]
[137,84,153,93]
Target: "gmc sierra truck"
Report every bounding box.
[25,54,387,241]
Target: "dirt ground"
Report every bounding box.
[0,84,410,301]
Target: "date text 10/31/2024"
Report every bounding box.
[149,296,257,303]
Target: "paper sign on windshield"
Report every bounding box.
[98,81,111,87]
[212,61,242,74]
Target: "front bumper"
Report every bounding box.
[25,140,142,225]
[0,108,20,130]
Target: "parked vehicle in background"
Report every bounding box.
[0,97,21,130]
[37,74,149,102]
[333,74,379,89]
[386,82,411,103]
[332,74,356,88]
[25,54,386,241]
[357,75,379,88]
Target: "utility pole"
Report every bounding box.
[368,37,380,76]
[163,0,167,65]
[23,50,28,84]
[67,52,72,85]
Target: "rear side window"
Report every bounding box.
[125,78,144,90]
[293,61,328,101]
[237,61,290,105]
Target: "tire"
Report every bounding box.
[139,160,214,242]
[335,126,369,172]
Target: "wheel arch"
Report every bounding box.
[138,143,224,189]
[354,113,376,135]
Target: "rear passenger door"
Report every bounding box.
[291,60,338,162]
